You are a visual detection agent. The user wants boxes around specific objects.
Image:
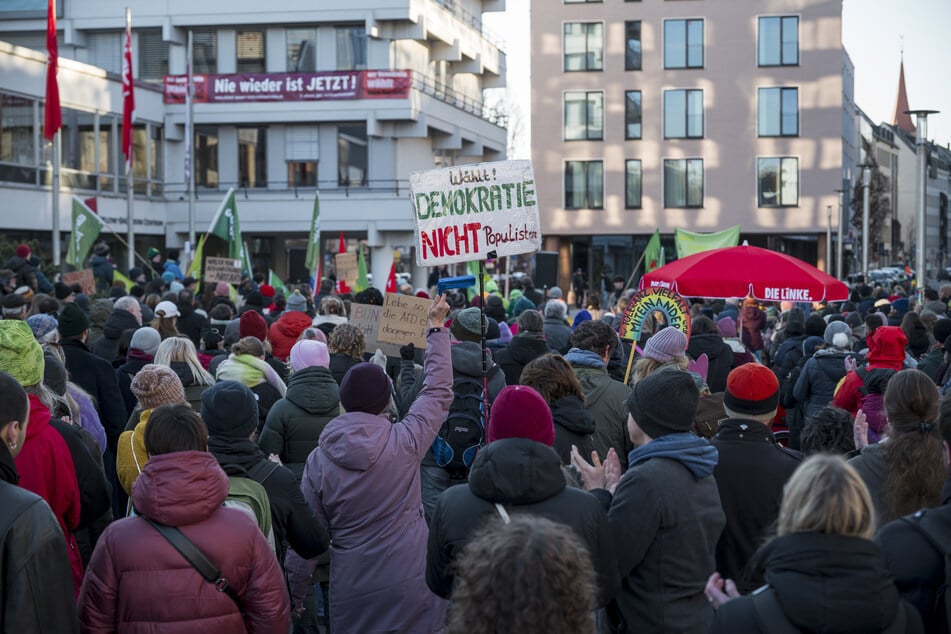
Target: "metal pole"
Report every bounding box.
[826,205,832,274]
[52,130,61,269]
[861,164,872,275]
[187,30,196,248]
[835,189,844,280]
[125,7,135,273]
[908,109,939,295]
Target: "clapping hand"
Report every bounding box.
[570,446,622,493]
[853,409,869,450]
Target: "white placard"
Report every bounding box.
[410,160,542,267]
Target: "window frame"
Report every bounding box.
[663,18,704,69]
[625,90,642,140]
[564,160,604,210]
[663,158,704,208]
[663,89,704,139]
[625,159,642,209]
[757,156,799,207]
[563,90,604,141]
[563,21,604,72]
[625,21,642,71]
[757,87,799,137]
[758,16,799,67]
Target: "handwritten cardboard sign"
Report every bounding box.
[349,302,401,357]
[204,257,243,284]
[377,293,431,349]
[335,252,358,285]
[410,159,542,267]
[63,269,95,295]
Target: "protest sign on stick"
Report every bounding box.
[349,302,400,357]
[204,257,243,284]
[334,252,358,286]
[376,293,431,349]
[63,269,95,295]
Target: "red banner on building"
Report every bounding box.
[163,70,411,104]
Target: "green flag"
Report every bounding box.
[208,188,243,260]
[674,226,741,259]
[66,196,104,269]
[268,269,287,295]
[305,192,321,274]
[355,245,369,292]
[644,229,664,273]
[188,234,205,279]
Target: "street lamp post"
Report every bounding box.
[859,163,873,276]
[907,109,939,295]
[826,205,832,275]
[834,188,845,280]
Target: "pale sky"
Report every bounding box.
[486,0,951,156]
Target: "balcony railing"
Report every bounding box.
[411,72,506,127]
[431,0,507,51]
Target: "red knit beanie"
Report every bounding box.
[239,310,268,341]
[724,364,779,416]
[487,385,555,446]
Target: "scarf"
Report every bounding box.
[217,353,286,397]
[127,349,154,363]
[628,432,718,480]
[564,348,606,369]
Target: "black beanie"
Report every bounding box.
[934,319,951,348]
[625,370,699,439]
[201,380,259,439]
[58,302,90,338]
[339,363,391,414]
[804,314,826,338]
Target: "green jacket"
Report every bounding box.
[572,365,635,469]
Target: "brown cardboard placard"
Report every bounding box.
[334,252,358,285]
[349,302,401,357]
[377,293,430,349]
[63,269,95,295]
[204,257,243,284]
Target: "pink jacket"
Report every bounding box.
[287,330,453,633]
[79,451,289,633]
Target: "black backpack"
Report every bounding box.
[901,507,951,630]
[431,367,499,476]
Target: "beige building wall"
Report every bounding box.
[532,0,844,239]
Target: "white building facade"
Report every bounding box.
[0,0,507,286]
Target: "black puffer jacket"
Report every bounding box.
[549,395,596,465]
[493,332,549,385]
[259,366,340,482]
[176,302,208,348]
[329,353,361,385]
[61,338,128,452]
[92,309,140,363]
[115,355,151,418]
[710,532,923,634]
[792,349,853,417]
[426,438,618,606]
[686,333,734,392]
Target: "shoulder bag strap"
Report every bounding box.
[144,517,244,612]
[495,503,511,525]
[750,586,799,634]
[246,458,280,486]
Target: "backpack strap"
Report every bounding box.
[495,503,511,525]
[246,459,280,486]
[749,586,799,634]
[143,517,244,613]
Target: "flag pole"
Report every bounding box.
[123,7,135,272]
[186,29,195,249]
[624,250,647,292]
[52,130,61,270]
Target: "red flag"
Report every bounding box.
[43,0,61,140]
[121,11,135,171]
[84,196,98,213]
[338,232,346,254]
[385,261,397,294]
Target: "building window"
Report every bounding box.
[758,157,798,207]
[564,91,603,141]
[565,0,602,3]
[87,32,121,74]
[563,22,603,71]
[758,87,798,137]
[236,30,265,73]
[338,124,368,187]
[625,91,642,139]
[758,16,798,66]
[192,29,217,74]
[664,158,703,208]
[288,161,317,187]
[0,93,36,185]
[625,160,642,209]
[137,29,168,81]
[131,125,148,194]
[664,89,703,138]
[195,126,218,188]
[664,19,703,69]
[238,127,267,188]
[287,28,317,72]
[336,26,367,71]
[564,160,603,209]
[625,21,641,70]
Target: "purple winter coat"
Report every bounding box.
[287,329,453,633]
[68,384,107,455]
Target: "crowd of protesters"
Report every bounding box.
[2,242,951,633]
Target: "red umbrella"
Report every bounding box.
[639,243,848,302]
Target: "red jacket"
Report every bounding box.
[269,311,314,361]
[79,451,289,633]
[14,394,83,594]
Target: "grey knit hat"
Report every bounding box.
[286,291,308,313]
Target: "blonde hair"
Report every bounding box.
[319,296,346,316]
[155,337,214,387]
[630,356,689,385]
[231,336,266,358]
[150,315,180,340]
[777,454,875,540]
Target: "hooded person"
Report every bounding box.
[834,326,907,442]
[285,296,455,633]
[426,385,619,607]
[259,340,340,482]
[92,297,142,363]
[711,364,803,593]
[115,327,162,419]
[268,291,314,362]
[493,310,550,385]
[202,381,328,569]
[793,319,855,420]
[687,316,735,393]
[571,369,725,634]
[917,318,951,382]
